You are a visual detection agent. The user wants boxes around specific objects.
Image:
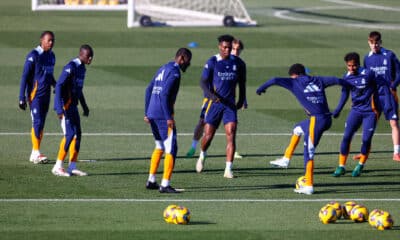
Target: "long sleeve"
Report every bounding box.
[19,53,35,101]
[54,65,72,115]
[332,87,349,118]
[144,79,154,116]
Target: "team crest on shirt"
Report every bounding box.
[233,65,237,71]
[383,59,387,65]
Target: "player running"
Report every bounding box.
[256,63,349,195]
[18,31,56,164]
[144,48,192,193]
[332,52,393,177]
[52,45,93,177]
[195,34,246,178]
[186,38,246,159]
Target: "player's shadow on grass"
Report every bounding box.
[187,221,216,225]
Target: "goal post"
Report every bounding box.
[127,0,257,27]
[31,0,127,11]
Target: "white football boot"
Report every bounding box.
[51,166,71,177]
[270,157,290,168]
[196,152,206,173]
[294,185,314,195]
[30,152,49,164]
[223,168,234,179]
[70,169,88,177]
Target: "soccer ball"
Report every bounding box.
[172,206,191,225]
[342,201,357,219]
[163,205,191,225]
[326,201,343,219]
[163,204,178,223]
[295,176,307,189]
[368,209,383,227]
[319,205,337,224]
[375,211,394,230]
[350,204,369,222]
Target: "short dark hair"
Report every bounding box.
[40,30,54,39]
[288,63,306,76]
[217,34,234,44]
[175,48,192,60]
[344,52,360,65]
[369,31,381,42]
[80,44,94,57]
[233,39,244,50]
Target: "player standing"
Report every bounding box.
[52,45,93,177]
[195,34,246,178]
[363,31,400,161]
[186,38,246,159]
[18,31,56,164]
[256,64,349,195]
[144,48,192,193]
[332,52,393,177]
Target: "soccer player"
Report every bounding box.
[144,48,192,193]
[186,38,246,159]
[256,63,349,195]
[363,31,400,162]
[52,44,93,177]
[195,34,246,178]
[19,31,56,164]
[332,52,393,177]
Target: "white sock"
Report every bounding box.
[31,150,40,156]
[226,161,233,170]
[161,179,170,187]
[394,145,400,154]
[55,160,63,169]
[148,174,156,183]
[200,151,206,159]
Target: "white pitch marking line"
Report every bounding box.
[1,198,399,202]
[0,132,391,136]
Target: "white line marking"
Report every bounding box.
[1,198,399,202]
[274,1,400,30]
[0,132,391,136]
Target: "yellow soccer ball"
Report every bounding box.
[375,211,394,230]
[350,204,369,223]
[163,204,178,224]
[172,206,191,225]
[342,201,357,219]
[326,201,343,219]
[319,205,337,224]
[295,176,307,190]
[368,209,383,227]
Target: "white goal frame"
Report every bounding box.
[31,0,127,11]
[127,0,257,27]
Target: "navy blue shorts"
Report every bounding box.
[204,101,237,128]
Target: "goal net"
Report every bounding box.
[31,0,127,11]
[127,0,257,27]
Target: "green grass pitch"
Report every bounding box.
[1,0,400,239]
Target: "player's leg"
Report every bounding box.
[66,113,87,176]
[196,102,221,173]
[146,119,164,189]
[52,114,74,177]
[270,124,303,168]
[352,113,377,177]
[334,111,361,177]
[390,119,400,161]
[29,99,48,164]
[223,121,237,178]
[187,98,209,157]
[158,120,180,193]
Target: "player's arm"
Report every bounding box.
[160,71,179,123]
[390,54,400,90]
[144,78,154,122]
[18,53,35,110]
[236,61,246,109]
[54,64,71,118]
[200,58,220,102]
[79,93,89,117]
[332,86,349,118]
[256,77,292,95]
[375,73,394,113]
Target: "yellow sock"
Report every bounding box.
[359,154,368,165]
[284,134,300,159]
[57,137,67,161]
[162,153,175,181]
[69,137,78,162]
[339,154,347,166]
[31,128,40,151]
[305,160,314,186]
[149,149,164,174]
